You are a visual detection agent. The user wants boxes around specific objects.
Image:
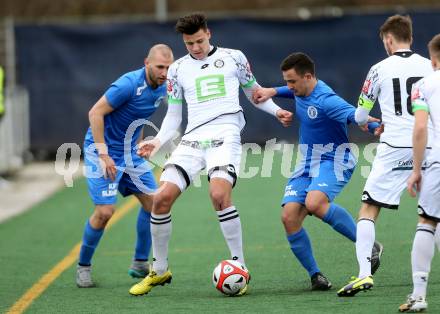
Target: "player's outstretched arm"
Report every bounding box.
[137,138,161,159]
[355,65,382,133]
[355,106,370,126]
[275,109,293,127]
[355,106,383,137]
[358,116,383,136]
[252,87,277,104]
[252,86,294,104]
[242,83,292,127]
[234,49,292,126]
[137,100,182,158]
[324,94,381,136]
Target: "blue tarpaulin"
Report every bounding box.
[15,11,440,152]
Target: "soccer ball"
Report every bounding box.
[212,260,249,296]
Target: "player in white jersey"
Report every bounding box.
[398,33,440,313]
[338,15,433,297]
[129,13,292,296]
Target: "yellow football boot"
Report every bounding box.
[337,276,373,297]
[129,270,172,296]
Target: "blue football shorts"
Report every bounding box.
[281,159,354,206]
[84,145,157,205]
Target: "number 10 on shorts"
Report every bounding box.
[196,75,226,102]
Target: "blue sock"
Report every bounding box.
[134,207,152,261]
[322,203,356,242]
[287,228,320,277]
[79,220,104,266]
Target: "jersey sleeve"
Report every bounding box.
[323,94,356,124]
[411,80,429,113]
[275,86,295,99]
[234,50,256,88]
[104,75,134,109]
[166,63,183,105]
[358,65,381,111]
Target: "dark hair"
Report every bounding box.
[428,33,440,60]
[280,52,315,76]
[175,13,208,35]
[379,15,412,43]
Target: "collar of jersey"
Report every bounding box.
[297,79,322,100]
[393,50,414,58]
[190,46,217,60]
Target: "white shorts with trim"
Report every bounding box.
[160,126,242,191]
[418,162,440,222]
[362,143,414,209]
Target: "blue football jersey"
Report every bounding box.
[84,67,166,153]
[277,80,356,163]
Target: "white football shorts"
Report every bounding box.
[362,143,416,209]
[160,125,242,191]
[418,162,440,222]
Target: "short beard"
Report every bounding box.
[147,66,158,89]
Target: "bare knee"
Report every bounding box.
[91,205,114,228]
[135,194,153,212]
[153,191,175,215]
[305,198,326,216]
[281,205,307,234]
[305,192,329,218]
[281,209,299,229]
[209,179,232,211]
[152,182,181,215]
[209,189,230,211]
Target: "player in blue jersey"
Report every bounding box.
[253,52,383,290]
[76,44,174,288]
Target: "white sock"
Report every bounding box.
[217,206,245,265]
[411,223,435,298]
[435,225,440,251]
[151,213,172,275]
[356,218,375,278]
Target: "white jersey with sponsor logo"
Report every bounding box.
[359,50,432,147]
[166,46,255,135]
[411,70,440,163]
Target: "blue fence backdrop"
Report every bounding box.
[14,11,440,152]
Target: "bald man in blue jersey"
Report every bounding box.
[77,44,173,288]
[254,52,383,291]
